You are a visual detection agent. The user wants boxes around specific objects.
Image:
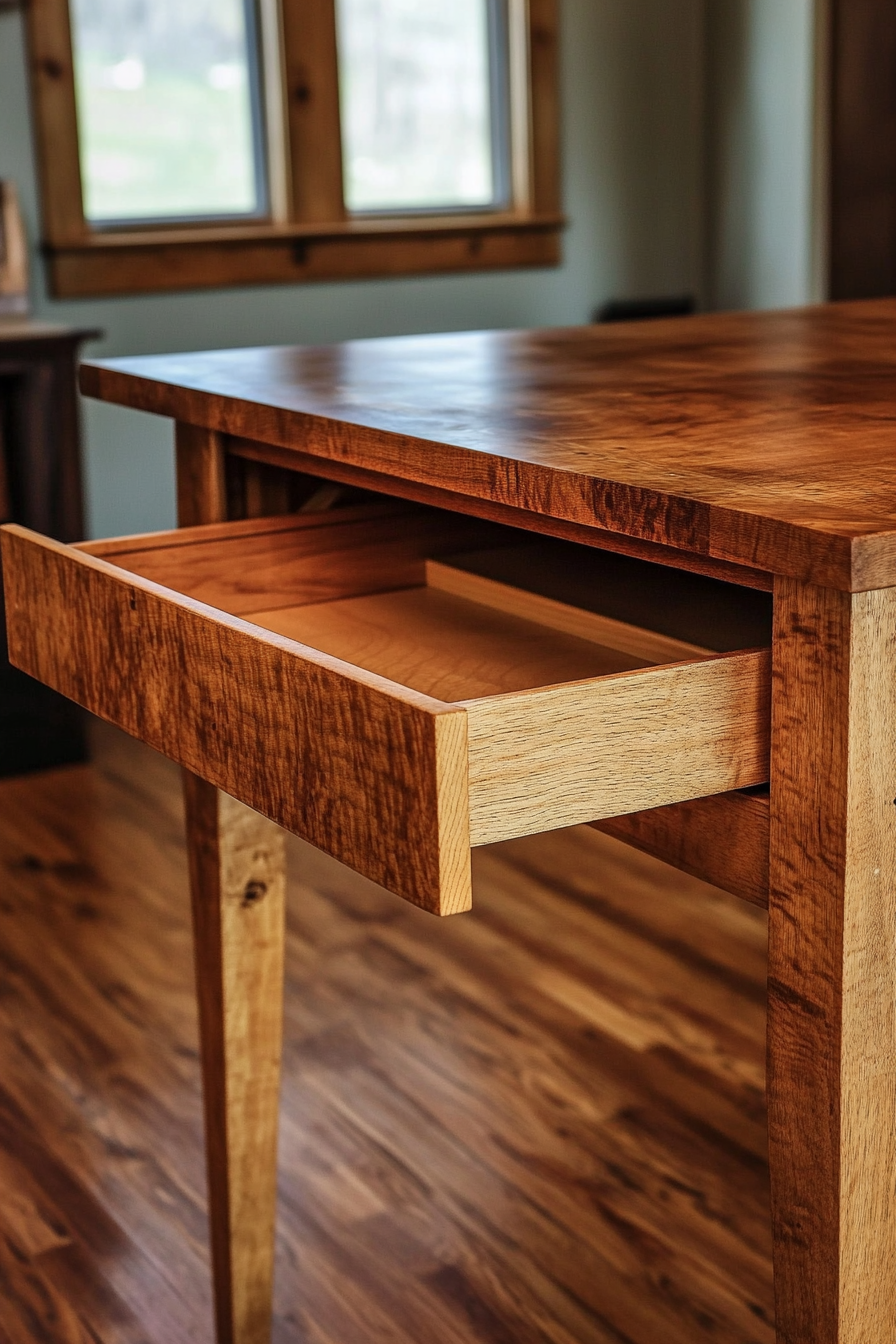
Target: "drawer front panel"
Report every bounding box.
[2,526,471,915]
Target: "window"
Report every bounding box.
[70,0,268,225]
[26,0,560,298]
[336,0,507,213]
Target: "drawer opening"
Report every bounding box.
[435,538,773,655]
[81,502,772,703]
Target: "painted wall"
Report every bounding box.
[0,0,707,536]
[704,0,819,311]
[1,0,818,540]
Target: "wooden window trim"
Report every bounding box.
[25,0,563,298]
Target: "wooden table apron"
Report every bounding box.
[76,301,896,1344]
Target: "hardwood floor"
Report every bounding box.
[0,724,772,1343]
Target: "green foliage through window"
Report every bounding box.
[70,0,266,223]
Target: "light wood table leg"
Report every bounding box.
[183,772,286,1344]
[768,578,896,1343]
[176,420,287,1343]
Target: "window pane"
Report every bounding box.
[336,0,503,213]
[70,0,265,224]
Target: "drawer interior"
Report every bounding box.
[82,502,772,703]
[247,575,644,702]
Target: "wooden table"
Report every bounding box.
[4,297,896,1344]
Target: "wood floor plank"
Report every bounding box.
[0,1234,94,1344]
[0,723,773,1342]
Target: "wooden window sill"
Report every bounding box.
[44,213,565,299]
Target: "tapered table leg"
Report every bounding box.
[183,771,286,1344]
[768,578,896,1342]
[175,420,287,1342]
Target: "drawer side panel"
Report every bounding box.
[2,526,471,915]
[464,651,771,844]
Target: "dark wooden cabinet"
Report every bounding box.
[0,319,99,774]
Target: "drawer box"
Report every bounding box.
[1,503,771,915]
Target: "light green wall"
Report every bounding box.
[1,0,817,539]
[705,0,819,311]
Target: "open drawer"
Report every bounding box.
[1,502,771,914]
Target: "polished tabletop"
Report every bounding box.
[81,298,896,591]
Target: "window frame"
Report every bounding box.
[25,0,562,298]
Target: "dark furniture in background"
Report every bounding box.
[0,318,98,774]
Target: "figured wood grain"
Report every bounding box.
[464,650,771,845]
[78,501,404,557]
[80,505,510,616]
[225,432,774,592]
[767,579,896,1344]
[176,416,289,1344]
[247,586,647,703]
[1,524,471,916]
[426,559,711,662]
[183,776,285,1344]
[592,790,770,908]
[79,301,896,591]
[175,423,228,528]
[2,514,773,907]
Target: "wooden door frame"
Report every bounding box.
[828,0,896,299]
